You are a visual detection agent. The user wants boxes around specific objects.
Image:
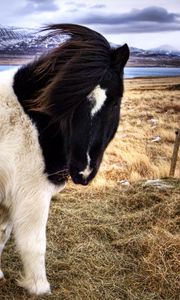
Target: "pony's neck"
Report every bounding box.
[13,63,68,185]
[13,60,50,113]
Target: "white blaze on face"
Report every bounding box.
[88,85,107,117]
[79,153,93,179]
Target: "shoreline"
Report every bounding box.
[0,56,180,68]
[0,59,180,80]
[0,67,180,80]
[125,75,180,80]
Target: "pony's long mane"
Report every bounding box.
[26,24,111,117]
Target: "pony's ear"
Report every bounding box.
[111,44,130,73]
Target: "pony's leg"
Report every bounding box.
[12,187,52,295]
[0,206,12,280]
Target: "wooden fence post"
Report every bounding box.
[169,129,180,177]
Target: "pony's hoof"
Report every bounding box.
[18,276,51,295]
[29,281,51,296]
[0,270,4,280]
[0,270,6,284]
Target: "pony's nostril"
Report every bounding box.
[83,181,88,186]
[70,173,89,185]
[79,166,93,180]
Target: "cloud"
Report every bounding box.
[18,0,59,15]
[90,4,106,9]
[65,1,87,8]
[100,23,180,34]
[66,8,78,13]
[78,6,180,33]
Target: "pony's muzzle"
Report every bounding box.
[69,164,93,186]
[70,171,91,186]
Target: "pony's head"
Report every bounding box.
[13,24,129,186]
[68,49,129,185]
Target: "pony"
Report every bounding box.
[0,24,129,295]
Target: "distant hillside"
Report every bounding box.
[149,45,180,56]
[0,25,180,67]
[128,46,180,67]
[0,25,65,55]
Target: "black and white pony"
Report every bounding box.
[0,24,129,295]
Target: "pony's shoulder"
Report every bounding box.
[0,68,18,84]
[0,68,19,107]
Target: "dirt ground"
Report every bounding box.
[0,77,180,300]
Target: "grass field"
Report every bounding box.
[101,76,180,184]
[0,77,180,300]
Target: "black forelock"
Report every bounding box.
[31,24,111,117]
[13,24,111,118]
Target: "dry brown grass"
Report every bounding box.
[99,76,180,184]
[0,77,180,300]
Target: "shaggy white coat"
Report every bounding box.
[0,69,65,295]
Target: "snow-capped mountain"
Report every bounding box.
[0,25,65,55]
[149,45,180,56]
[0,26,180,67]
[130,46,180,57]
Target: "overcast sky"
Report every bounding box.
[0,0,180,49]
